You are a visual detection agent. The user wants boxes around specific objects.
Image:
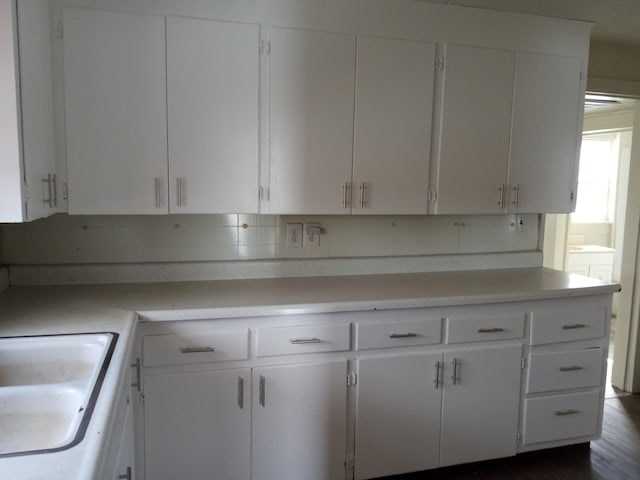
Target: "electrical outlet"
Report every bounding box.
[303,223,321,247]
[285,223,303,247]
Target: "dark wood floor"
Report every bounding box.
[381,393,640,480]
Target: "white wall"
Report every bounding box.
[0,213,539,265]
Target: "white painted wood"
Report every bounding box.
[144,368,251,480]
[112,397,134,480]
[435,44,514,214]
[522,390,601,445]
[16,0,57,221]
[526,347,605,393]
[352,36,435,214]
[355,317,441,350]
[142,329,249,367]
[355,353,442,479]
[530,303,607,345]
[268,27,356,214]
[167,16,259,214]
[63,8,168,214]
[508,52,584,213]
[440,344,522,466]
[252,361,348,480]
[255,323,350,357]
[445,313,526,343]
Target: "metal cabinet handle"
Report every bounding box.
[477,327,505,333]
[259,375,266,407]
[289,338,322,344]
[42,173,54,207]
[451,358,460,385]
[155,177,161,207]
[434,361,442,389]
[389,333,418,338]
[180,346,215,353]
[238,377,244,409]
[497,184,505,208]
[555,409,579,416]
[342,182,350,208]
[52,174,57,207]
[176,177,186,207]
[118,467,132,480]
[559,365,584,372]
[359,182,366,208]
[130,358,141,392]
[562,324,587,330]
[512,184,520,207]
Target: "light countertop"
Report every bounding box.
[0,266,621,479]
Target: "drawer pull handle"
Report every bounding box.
[180,346,215,354]
[562,324,587,330]
[555,409,580,416]
[434,361,442,389]
[559,365,584,372]
[452,358,460,385]
[289,338,322,344]
[238,377,244,409]
[259,375,266,407]
[389,333,418,338]
[477,328,505,333]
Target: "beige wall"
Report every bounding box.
[588,41,640,97]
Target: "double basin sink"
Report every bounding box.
[0,333,117,457]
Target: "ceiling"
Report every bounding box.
[422,0,640,47]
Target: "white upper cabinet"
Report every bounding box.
[0,0,56,223]
[167,17,260,214]
[63,8,168,214]
[268,27,356,214]
[352,36,435,214]
[508,52,584,213]
[435,44,515,214]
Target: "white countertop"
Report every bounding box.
[0,266,620,479]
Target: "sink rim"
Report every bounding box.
[0,331,119,458]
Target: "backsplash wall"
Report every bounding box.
[0,214,540,265]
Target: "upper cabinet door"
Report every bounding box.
[269,27,356,214]
[435,44,515,214]
[508,52,584,213]
[63,8,167,214]
[167,17,260,214]
[352,36,435,214]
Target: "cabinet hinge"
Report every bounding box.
[259,40,271,55]
[57,21,63,39]
[516,432,522,444]
[139,392,145,407]
[521,357,527,369]
[580,71,584,82]
[346,371,358,387]
[259,186,270,201]
[427,190,438,203]
[344,454,355,471]
[434,56,444,72]
[62,182,69,201]
[570,190,575,202]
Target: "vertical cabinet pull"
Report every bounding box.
[176,177,186,207]
[359,182,366,208]
[130,358,141,392]
[237,377,244,409]
[42,173,55,208]
[155,177,161,207]
[434,361,442,389]
[52,174,57,207]
[341,182,350,209]
[259,375,266,407]
[512,184,520,208]
[118,467,132,480]
[497,184,505,208]
[451,358,460,385]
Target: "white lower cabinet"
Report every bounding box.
[252,361,348,480]
[144,368,251,480]
[355,353,442,480]
[440,345,522,466]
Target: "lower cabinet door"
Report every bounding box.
[441,344,522,466]
[144,368,251,480]
[252,361,348,480]
[355,353,443,479]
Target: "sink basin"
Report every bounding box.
[0,333,117,457]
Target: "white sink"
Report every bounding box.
[0,333,117,457]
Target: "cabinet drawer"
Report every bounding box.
[445,314,525,344]
[356,318,441,350]
[530,304,607,345]
[526,347,605,394]
[256,323,350,357]
[522,390,601,445]
[143,330,249,367]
